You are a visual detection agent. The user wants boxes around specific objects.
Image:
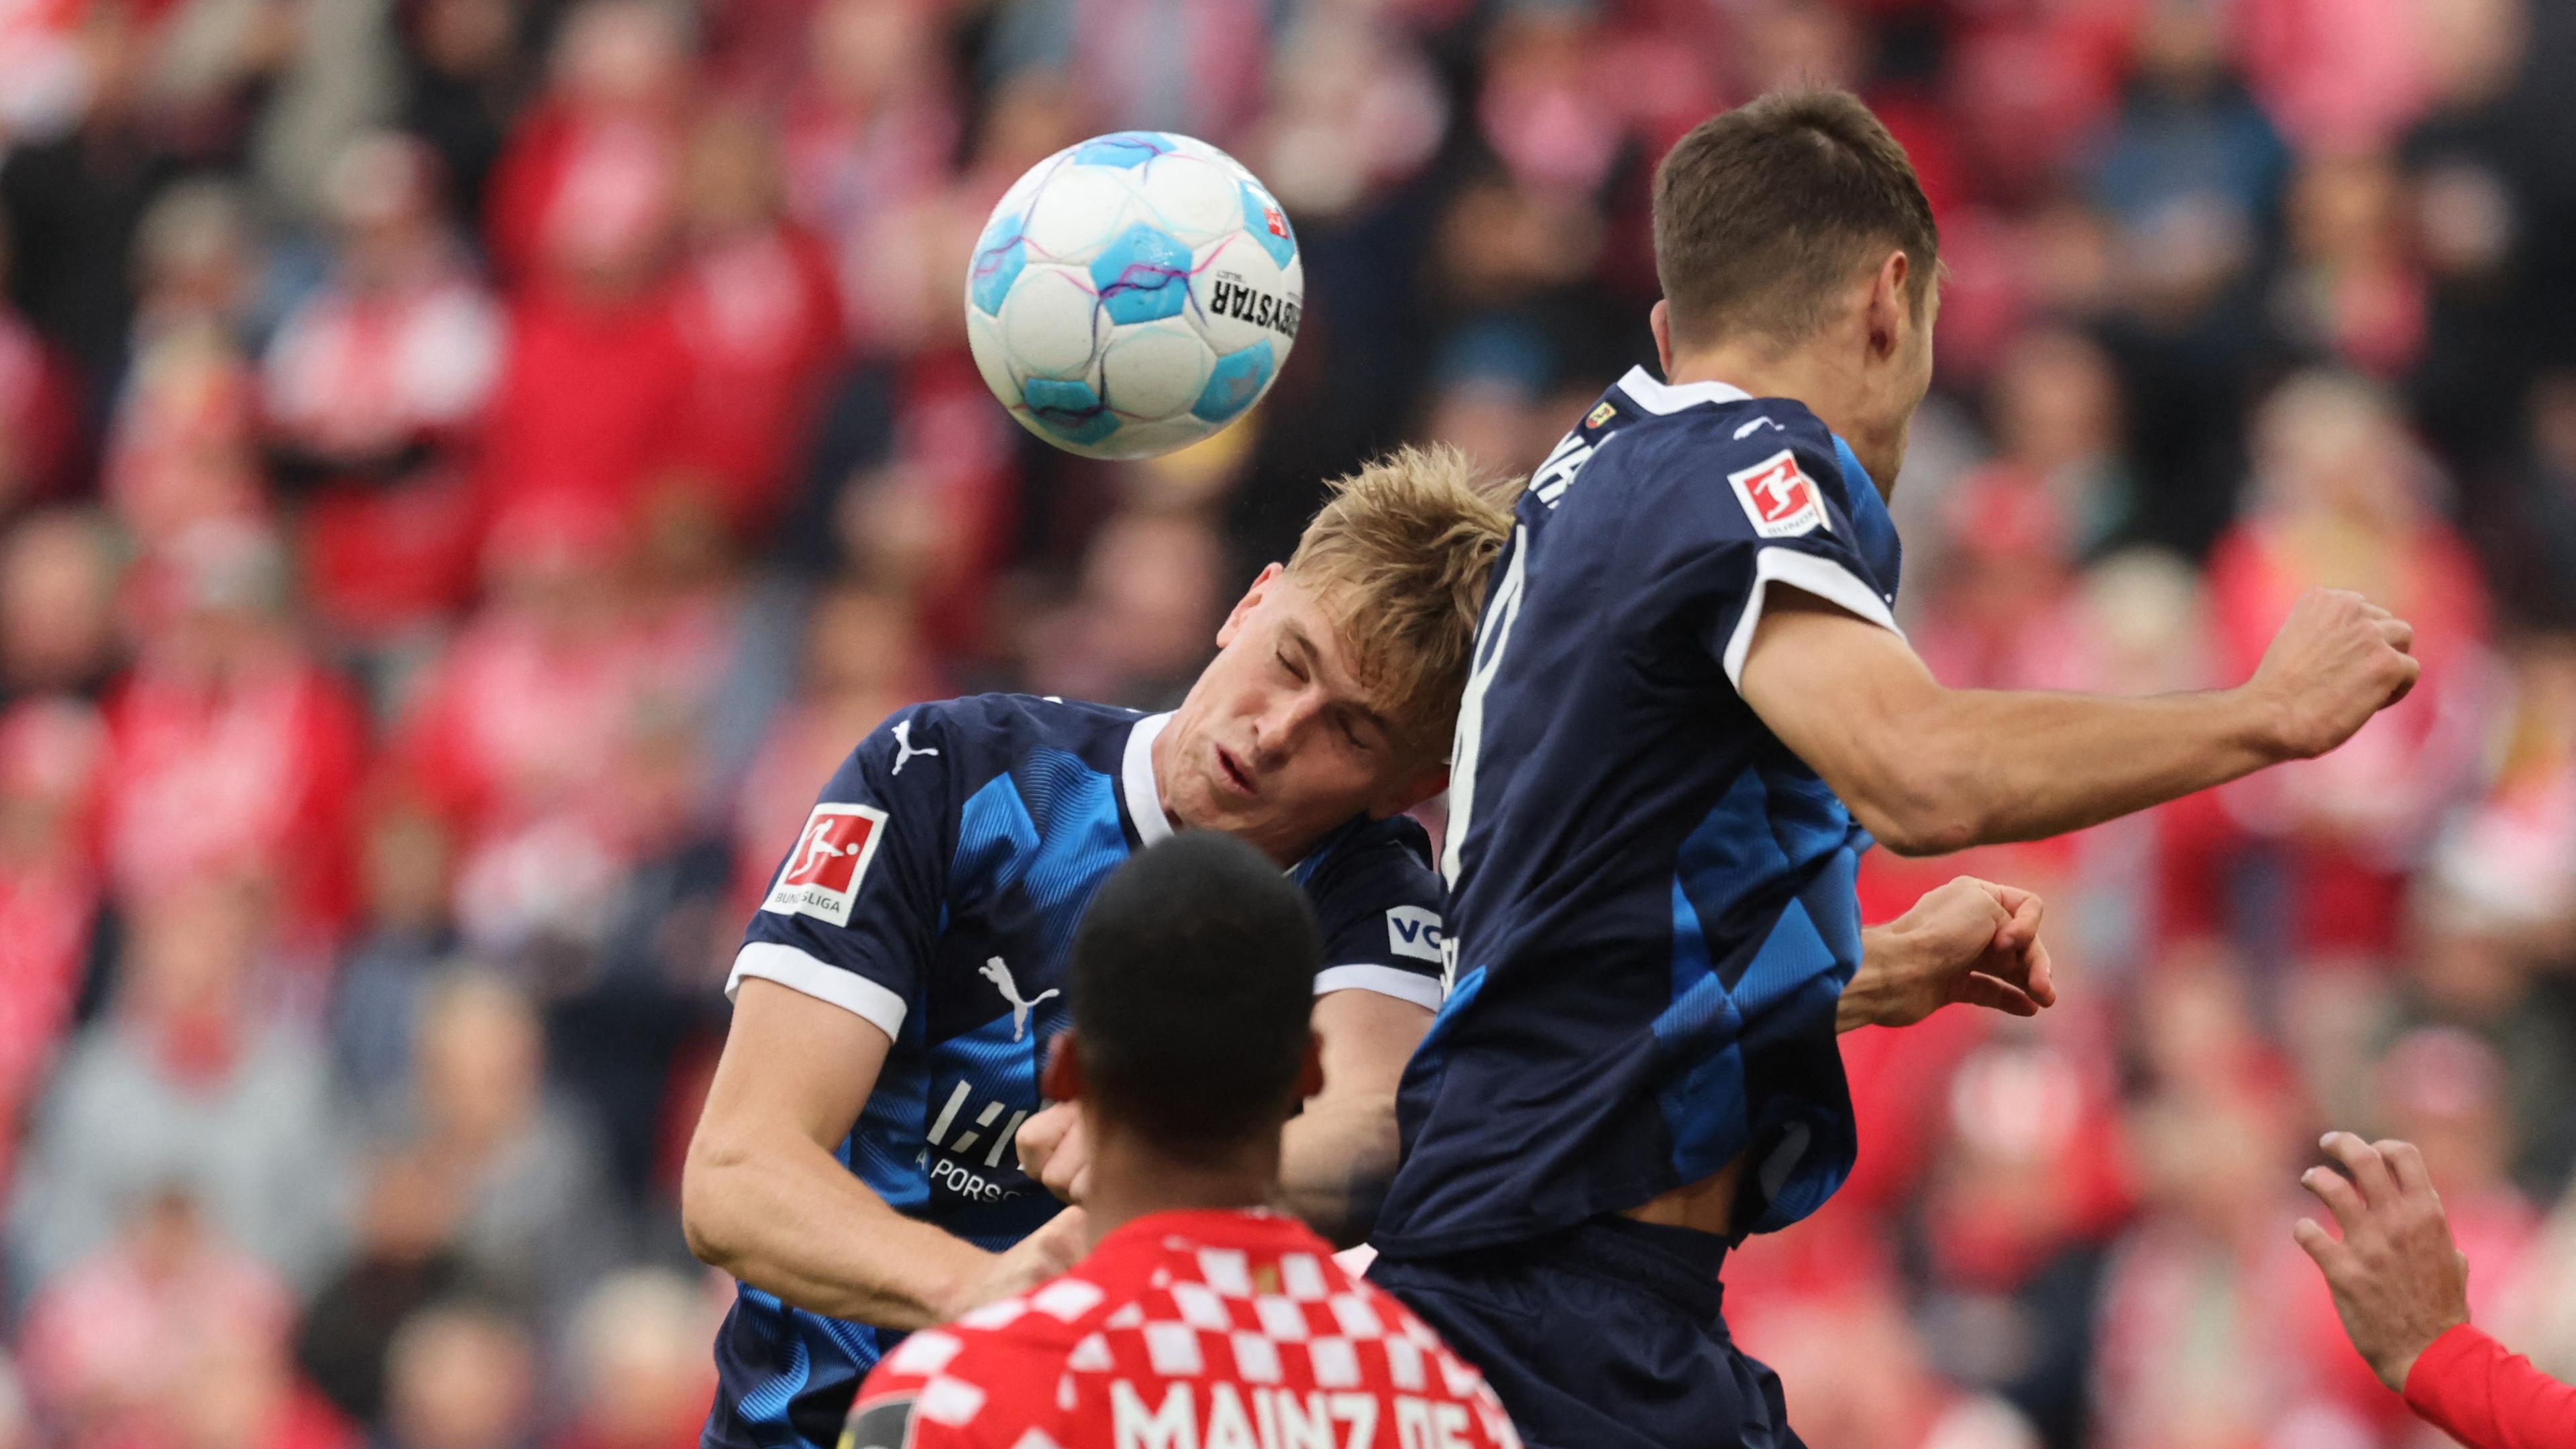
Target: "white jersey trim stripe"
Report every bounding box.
[1721,545,1904,690]
[1122,712,1175,846]
[1312,963,1444,1010]
[1611,365,1754,415]
[727,941,909,1040]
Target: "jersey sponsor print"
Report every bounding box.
[844,1210,1521,1449]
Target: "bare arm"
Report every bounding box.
[1739,587,2419,856]
[1277,989,1433,1247]
[681,979,1081,1328]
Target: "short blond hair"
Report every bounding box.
[1285,445,1521,755]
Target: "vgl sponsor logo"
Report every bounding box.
[1385,906,1443,964]
[1207,274,1301,338]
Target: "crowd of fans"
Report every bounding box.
[1,0,2575,1446]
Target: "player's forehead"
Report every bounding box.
[1268,580,1409,732]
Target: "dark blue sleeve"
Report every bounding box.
[728,705,954,1040]
[1301,818,1448,1010]
[1662,422,1903,689]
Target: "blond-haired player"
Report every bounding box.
[684,445,2057,1449]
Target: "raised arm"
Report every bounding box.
[682,979,1081,1328]
[1739,586,2418,856]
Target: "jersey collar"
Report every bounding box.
[1613,365,1752,415]
[1122,711,1176,845]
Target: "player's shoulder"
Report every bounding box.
[858,694,1143,782]
[1296,811,1434,890]
[1565,368,1849,498]
[1293,813,1443,930]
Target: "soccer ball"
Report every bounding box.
[965,131,1303,460]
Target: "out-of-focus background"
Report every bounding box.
[0,0,2573,1446]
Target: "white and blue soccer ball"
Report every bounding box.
[965,131,1303,460]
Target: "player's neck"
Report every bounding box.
[1081,1128,1283,1251]
[1664,345,1901,497]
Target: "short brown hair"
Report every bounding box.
[1285,445,1519,756]
[1652,88,1938,350]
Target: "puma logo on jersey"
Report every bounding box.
[979,957,1059,1041]
[890,717,939,775]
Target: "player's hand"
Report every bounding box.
[2294,1132,2471,1393]
[946,1205,1088,1320]
[1014,1103,1092,1204]
[2245,588,2420,761]
[1843,877,2056,1031]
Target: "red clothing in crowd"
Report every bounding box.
[101,649,367,945]
[477,283,692,527]
[850,1209,1521,1449]
[2405,1326,2576,1449]
[667,223,843,535]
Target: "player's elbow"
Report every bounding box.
[1842,755,1986,857]
[680,1125,755,1272]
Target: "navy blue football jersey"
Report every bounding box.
[703,694,1447,1449]
[1371,368,1904,1261]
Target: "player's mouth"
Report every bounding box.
[1212,743,1258,800]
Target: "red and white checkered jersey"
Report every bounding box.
[844,1208,1521,1449]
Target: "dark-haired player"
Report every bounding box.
[844,832,1521,1449]
[1367,89,2424,1448]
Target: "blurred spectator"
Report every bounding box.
[262,132,500,657]
[0,3,179,409]
[0,222,83,511]
[398,498,653,961]
[0,696,108,1195]
[1753,1285,2042,1449]
[475,2,692,529]
[1021,506,1224,709]
[664,108,842,542]
[2092,1091,2383,1446]
[376,1301,537,1449]
[102,519,367,954]
[2206,372,2494,956]
[296,1152,472,1429]
[16,1186,299,1449]
[2272,150,2425,378]
[546,1269,718,1449]
[2369,1028,2538,1324]
[368,970,624,1332]
[331,803,462,1117]
[0,509,121,699]
[7,876,350,1291]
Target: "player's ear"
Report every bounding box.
[1216,562,1284,649]
[1297,1030,1325,1100]
[1866,250,1908,363]
[1040,1031,1082,1102]
[1650,299,1674,376]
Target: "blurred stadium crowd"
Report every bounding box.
[1,0,2575,1446]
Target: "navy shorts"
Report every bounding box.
[1369,1218,1803,1449]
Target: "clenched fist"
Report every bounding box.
[2245,588,2421,761]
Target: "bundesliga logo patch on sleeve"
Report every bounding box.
[766,803,889,926]
[1728,449,1829,538]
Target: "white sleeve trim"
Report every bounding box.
[727,941,908,1040]
[1720,545,1904,690]
[1312,963,1445,1011]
